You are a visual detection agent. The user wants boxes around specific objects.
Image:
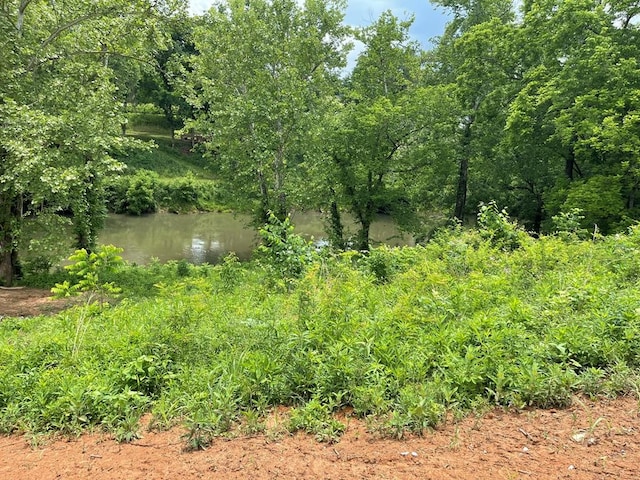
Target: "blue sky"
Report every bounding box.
[188,1,451,47]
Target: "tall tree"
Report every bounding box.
[323,12,457,250]
[505,0,640,232]
[432,0,515,221]
[185,0,349,223]
[0,0,184,285]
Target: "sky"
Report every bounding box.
[188,0,451,47]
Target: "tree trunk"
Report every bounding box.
[356,218,371,252]
[328,191,345,250]
[273,146,287,221]
[533,194,544,234]
[628,185,637,210]
[454,121,472,222]
[121,100,128,136]
[454,156,469,222]
[257,169,270,224]
[0,193,20,286]
[564,149,575,180]
[73,169,104,252]
[356,180,373,251]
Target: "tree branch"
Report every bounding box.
[32,50,163,75]
[16,0,33,34]
[28,6,121,71]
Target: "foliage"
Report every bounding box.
[0,0,184,285]
[552,208,589,240]
[321,12,458,250]
[185,0,350,223]
[3,0,640,447]
[477,201,527,250]
[52,245,124,299]
[105,171,221,214]
[255,213,318,287]
[3,229,640,444]
[289,398,345,443]
[19,213,74,276]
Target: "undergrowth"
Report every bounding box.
[3,222,640,445]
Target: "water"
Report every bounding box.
[98,211,413,265]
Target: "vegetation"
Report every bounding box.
[1,0,639,452]
[2,215,640,444]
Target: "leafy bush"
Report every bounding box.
[255,213,318,287]
[552,208,589,240]
[124,171,158,215]
[477,201,527,250]
[561,175,626,234]
[105,171,221,214]
[19,212,74,277]
[289,398,345,443]
[51,245,124,299]
[3,228,640,444]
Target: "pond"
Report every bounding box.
[98,212,413,265]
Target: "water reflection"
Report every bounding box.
[99,211,413,265]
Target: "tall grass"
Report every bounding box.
[2,226,640,444]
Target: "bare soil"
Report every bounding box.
[1,397,638,480]
[0,287,79,318]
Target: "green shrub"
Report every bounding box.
[255,213,318,287]
[477,201,527,250]
[3,227,640,445]
[552,208,589,240]
[52,245,124,299]
[289,398,345,443]
[105,171,220,214]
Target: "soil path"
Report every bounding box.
[1,397,638,480]
[0,287,78,318]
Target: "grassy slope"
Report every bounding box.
[121,126,214,179]
[1,228,640,445]
[107,125,226,213]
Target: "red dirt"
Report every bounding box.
[1,396,638,480]
[0,287,79,318]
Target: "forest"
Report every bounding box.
[1,0,639,286]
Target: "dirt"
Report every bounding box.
[0,287,79,318]
[0,397,638,480]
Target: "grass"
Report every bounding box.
[105,123,227,213]
[2,225,640,445]
[120,126,213,179]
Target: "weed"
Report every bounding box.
[289,398,345,443]
[240,409,266,436]
[3,227,640,447]
[477,201,527,251]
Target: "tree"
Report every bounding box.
[323,12,457,250]
[0,0,184,285]
[185,0,349,224]
[504,0,640,232]
[133,14,197,143]
[432,0,516,221]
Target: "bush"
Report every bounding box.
[105,171,221,214]
[4,227,640,444]
[255,213,318,287]
[477,201,527,250]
